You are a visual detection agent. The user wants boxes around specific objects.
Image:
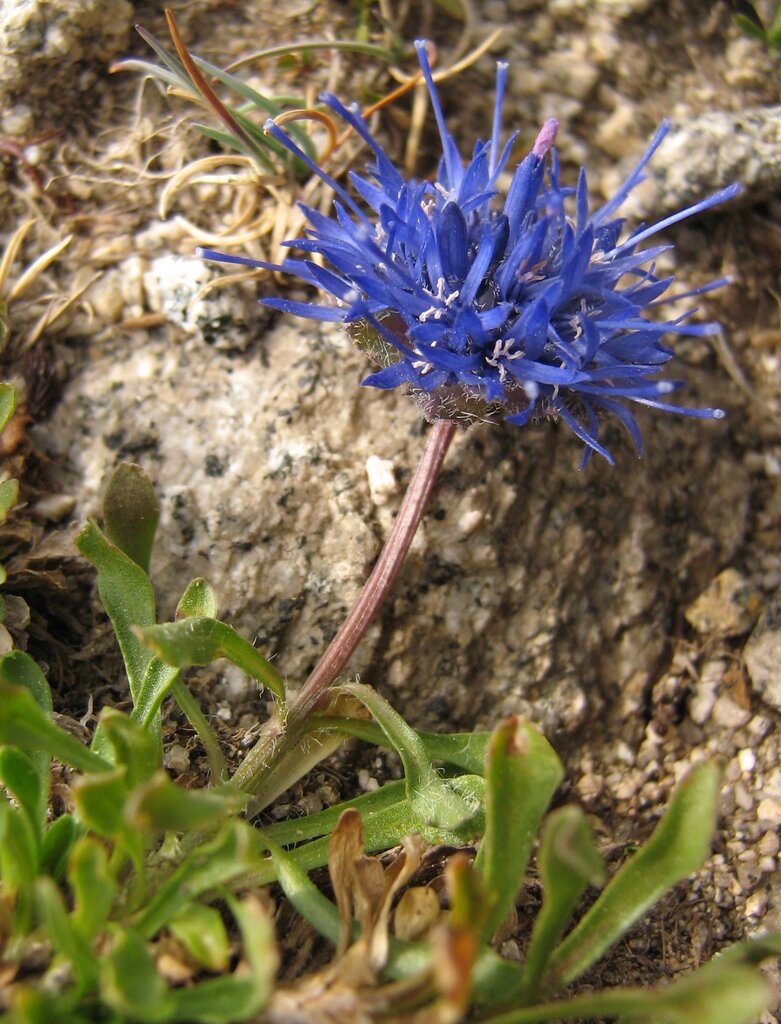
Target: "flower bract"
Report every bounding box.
[200,41,740,466]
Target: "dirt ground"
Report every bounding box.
[1,0,780,1013]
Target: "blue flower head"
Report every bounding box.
[201,41,740,466]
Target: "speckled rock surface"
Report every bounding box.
[0,0,133,134]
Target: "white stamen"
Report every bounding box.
[419,278,460,322]
[411,359,434,375]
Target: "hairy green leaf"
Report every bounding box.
[542,761,720,991]
[103,463,160,574]
[519,805,607,1002]
[136,617,285,702]
[473,717,564,945]
[344,682,483,842]
[76,520,156,706]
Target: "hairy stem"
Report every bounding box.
[233,417,457,799]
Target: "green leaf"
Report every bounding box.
[484,961,775,1024]
[72,767,130,838]
[0,477,19,522]
[76,520,157,707]
[165,897,276,1022]
[40,813,79,879]
[170,677,228,783]
[176,577,218,619]
[35,876,99,991]
[0,795,39,895]
[0,677,111,775]
[734,13,769,42]
[68,834,118,941]
[542,761,720,992]
[309,715,492,775]
[0,649,53,713]
[261,779,408,845]
[519,805,607,1003]
[101,926,173,1022]
[136,617,285,702]
[0,747,47,845]
[72,765,145,873]
[266,835,342,945]
[344,682,483,842]
[130,656,180,731]
[99,707,160,787]
[103,463,160,573]
[473,717,564,945]
[169,903,231,972]
[127,771,247,833]
[0,382,18,433]
[133,820,262,938]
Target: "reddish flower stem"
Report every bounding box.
[233,417,457,796]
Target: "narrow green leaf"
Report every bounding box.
[166,896,276,1022]
[0,795,39,894]
[473,718,564,945]
[68,834,118,941]
[0,477,18,522]
[170,677,228,783]
[101,927,172,1022]
[99,707,160,787]
[35,876,98,991]
[266,835,342,945]
[127,771,247,833]
[0,649,53,713]
[130,657,180,731]
[76,520,156,704]
[168,903,231,972]
[103,463,160,573]
[309,715,491,775]
[733,13,769,41]
[72,767,130,838]
[712,932,781,966]
[133,820,262,938]
[0,677,111,774]
[344,682,483,841]
[136,617,285,701]
[260,779,408,845]
[519,806,607,1002]
[40,813,79,879]
[0,748,47,846]
[0,382,17,433]
[176,577,218,619]
[543,761,720,991]
[484,962,774,1024]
